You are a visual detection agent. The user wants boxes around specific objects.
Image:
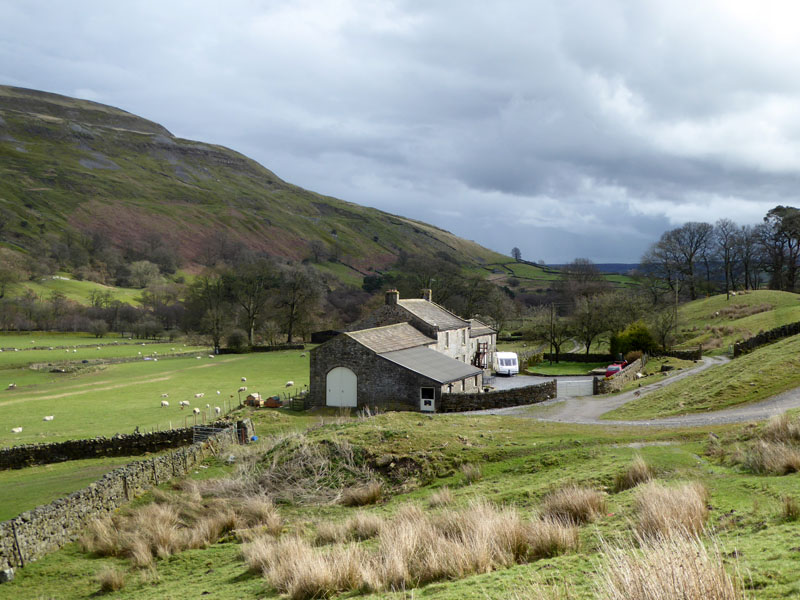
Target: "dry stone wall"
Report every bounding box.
[439,380,556,412]
[593,357,645,394]
[0,420,252,571]
[733,321,800,357]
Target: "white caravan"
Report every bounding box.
[494,352,519,376]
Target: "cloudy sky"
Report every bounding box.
[3,1,800,263]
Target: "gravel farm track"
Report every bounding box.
[466,356,800,427]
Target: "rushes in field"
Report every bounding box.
[460,463,482,484]
[428,486,454,508]
[762,413,800,443]
[614,455,653,492]
[634,481,708,538]
[596,534,746,600]
[738,440,800,475]
[96,566,126,592]
[781,495,800,521]
[541,485,606,524]
[341,481,383,506]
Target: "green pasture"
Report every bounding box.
[604,334,800,420]
[0,342,206,370]
[0,351,311,447]
[0,332,137,347]
[7,412,800,598]
[675,290,800,354]
[10,275,142,306]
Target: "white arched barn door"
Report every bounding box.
[326,367,357,407]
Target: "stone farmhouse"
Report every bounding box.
[308,289,497,412]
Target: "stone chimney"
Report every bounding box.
[385,289,399,305]
[421,288,432,302]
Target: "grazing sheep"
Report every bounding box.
[241,377,247,382]
[216,390,221,395]
[238,386,247,393]
[208,354,215,359]
[635,372,643,379]
[97,347,101,350]
[7,383,15,389]
[206,403,210,408]
[138,351,142,355]
[161,400,169,407]
[214,407,221,416]
[285,381,294,387]
[193,407,200,415]
[194,393,205,398]
[300,353,306,358]
[73,349,77,353]
[43,415,54,421]
[11,427,22,433]
[161,393,169,398]
[196,356,202,360]
[179,400,190,409]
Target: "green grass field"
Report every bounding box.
[604,334,800,420]
[0,342,206,370]
[0,351,311,447]
[0,332,139,347]
[4,412,800,599]
[676,289,800,354]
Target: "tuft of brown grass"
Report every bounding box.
[634,481,709,538]
[614,455,653,492]
[596,534,746,600]
[541,485,606,524]
[96,566,126,593]
[341,481,382,506]
[781,495,800,521]
[250,499,577,596]
[314,511,383,545]
[428,486,455,508]
[762,413,800,443]
[237,496,283,535]
[738,440,800,475]
[460,463,483,484]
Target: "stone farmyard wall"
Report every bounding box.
[593,357,645,394]
[439,380,556,412]
[0,420,253,572]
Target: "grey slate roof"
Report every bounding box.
[345,323,434,354]
[469,318,496,338]
[398,299,469,331]
[379,346,482,384]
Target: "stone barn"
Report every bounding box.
[308,290,496,412]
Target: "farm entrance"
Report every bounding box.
[556,378,595,397]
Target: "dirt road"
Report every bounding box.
[467,355,800,427]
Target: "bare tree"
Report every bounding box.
[511,247,522,261]
[275,266,323,343]
[714,218,738,299]
[524,304,573,363]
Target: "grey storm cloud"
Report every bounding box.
[3,0,800,262]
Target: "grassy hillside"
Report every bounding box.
[5,412,800,598]
[605,333,800,420]
[0,85,506,280]
[675,290,800,354]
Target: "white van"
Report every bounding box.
[494,352,519,376]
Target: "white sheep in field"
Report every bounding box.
[161,393,169,398]
[72,349,77,353]
[161,400,169,408]
[11,427,22,433]
[196,356,202,360]
[208,354,215,359]
[206,403,210,408]
[7,383,15,389]
[241,377,247,382]
[193,407,200,415]
[179,400,190,409]
[194,393,205,398]
[635,372,644,379]
[214,407,221,416]
[137,351,142,355]
[285,381,294,387]
[43,415,54,421]
[216,390,220,395]
[238,386,247,393]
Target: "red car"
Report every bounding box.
[605,361,628,378]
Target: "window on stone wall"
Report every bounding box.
[445,331,450,348]
[462,329,466,344]
[474,375,478,387]
[460,380,464,391]
[420,387,435,400]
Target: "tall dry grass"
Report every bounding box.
[614,455,653,492]
[737,440,800,475]
[460,463,483,484]
[596,534,746,600]
[246,500,578,598]
[634,481,708,538]
[428,486,454,508]
[762,413,800,443]
[314,511,383,545]
[96,566,126,592]
[541,485,606,524]
[341,481,382,506]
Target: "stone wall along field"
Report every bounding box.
[593,357,645,394]
[0,419,254,572]
[733,321,800,357]
[439,380,556,412]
